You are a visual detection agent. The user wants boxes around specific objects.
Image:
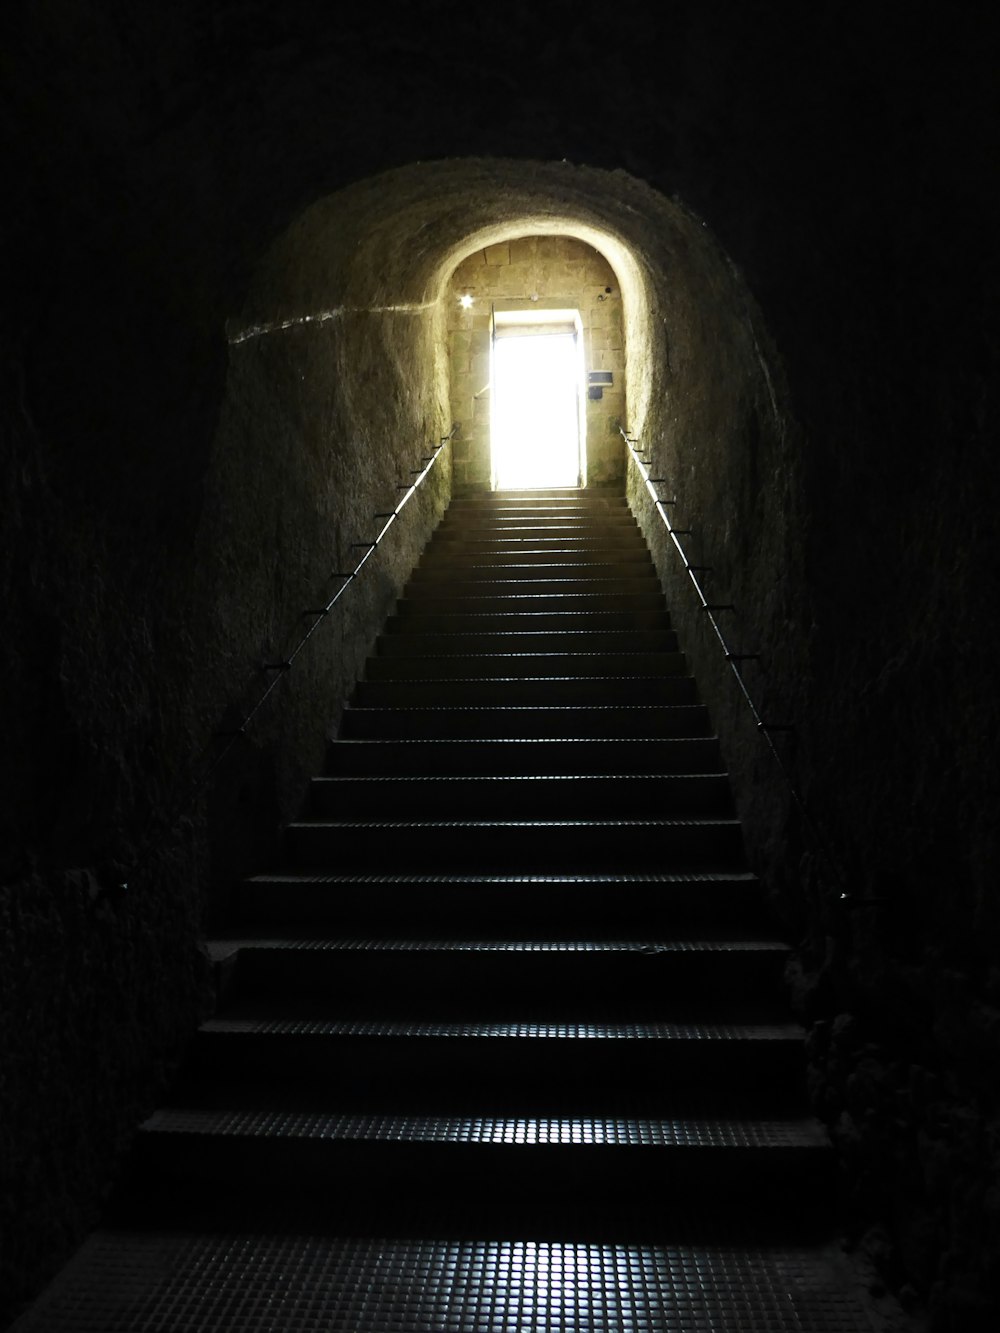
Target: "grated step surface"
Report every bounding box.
[209,936,783,953]
[12,1233,883,1333]
[338,703,711,739]
[416,554,650,575]
[406,577,661,598]
[11,485,887,1333]
[285,816,745,873]
[364,650,687,680]
[142,1105,827,1150]
[234,870,766,933]
[200,1016,802,1041]
[308,772,733,819]
[414,548,655,568]
[375,628,678,654]
[384,609,672,633]
[396,592,666,616]
[438,513,638,529]
[216,935,788,1008]
[352,675,698,706]
[326,735,721,775]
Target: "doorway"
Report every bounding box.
[491,308,585,490]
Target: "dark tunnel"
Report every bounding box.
[1,4,997,1329]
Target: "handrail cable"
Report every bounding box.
[620,427,860,905]
[120,426,458,890]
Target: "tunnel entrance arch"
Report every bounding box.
[224,155,782,544]
[444,235,625,491]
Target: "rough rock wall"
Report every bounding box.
[621,31,1000,1331]
[0,78,450,1326]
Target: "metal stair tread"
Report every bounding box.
[16,1232,882,1333]
[343,703,702,712]
[365,651,679,661]
[287,816,741,830]
[244,870,760,884]
[415,562,647,572]
[393,610,660,618]
[142,1106,828,1149]
[355,672,692,682]
[330,735,716,745]
[410,582,656,592]
[200,1016,805,1040]
[12,478,865,1333]
[208,936,786,953]
[313,772,726,783]
[376,632,677,648]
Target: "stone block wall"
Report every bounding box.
[446,235,625,490]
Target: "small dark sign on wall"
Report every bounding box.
[588,369,613,400]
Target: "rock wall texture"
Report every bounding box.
[1,3,997,1329]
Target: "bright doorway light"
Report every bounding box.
[491,312,584,489]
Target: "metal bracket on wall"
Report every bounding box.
[620,425,849,902]
[128,425,460,889]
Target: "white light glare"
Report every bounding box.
[460,294,474,309]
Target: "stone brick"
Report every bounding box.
[445,233,626,498]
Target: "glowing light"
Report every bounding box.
[492,332,581,489]
[460,294,474,309]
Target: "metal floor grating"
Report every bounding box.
[203,1018,801,1040]
[291,818,740,831]
[210,938,783,953]
[344,705,700,716]
[333,735,704,743]
[316,772,722,783]
[245,872,759,884]
[15,1234,881,1332]
[144,1107,827,1148]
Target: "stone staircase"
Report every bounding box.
[12,488,882,1332]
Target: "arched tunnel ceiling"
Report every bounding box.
[231,157,777,452]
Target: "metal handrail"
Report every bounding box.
[120,426,458,891]
[620,426,856,904]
